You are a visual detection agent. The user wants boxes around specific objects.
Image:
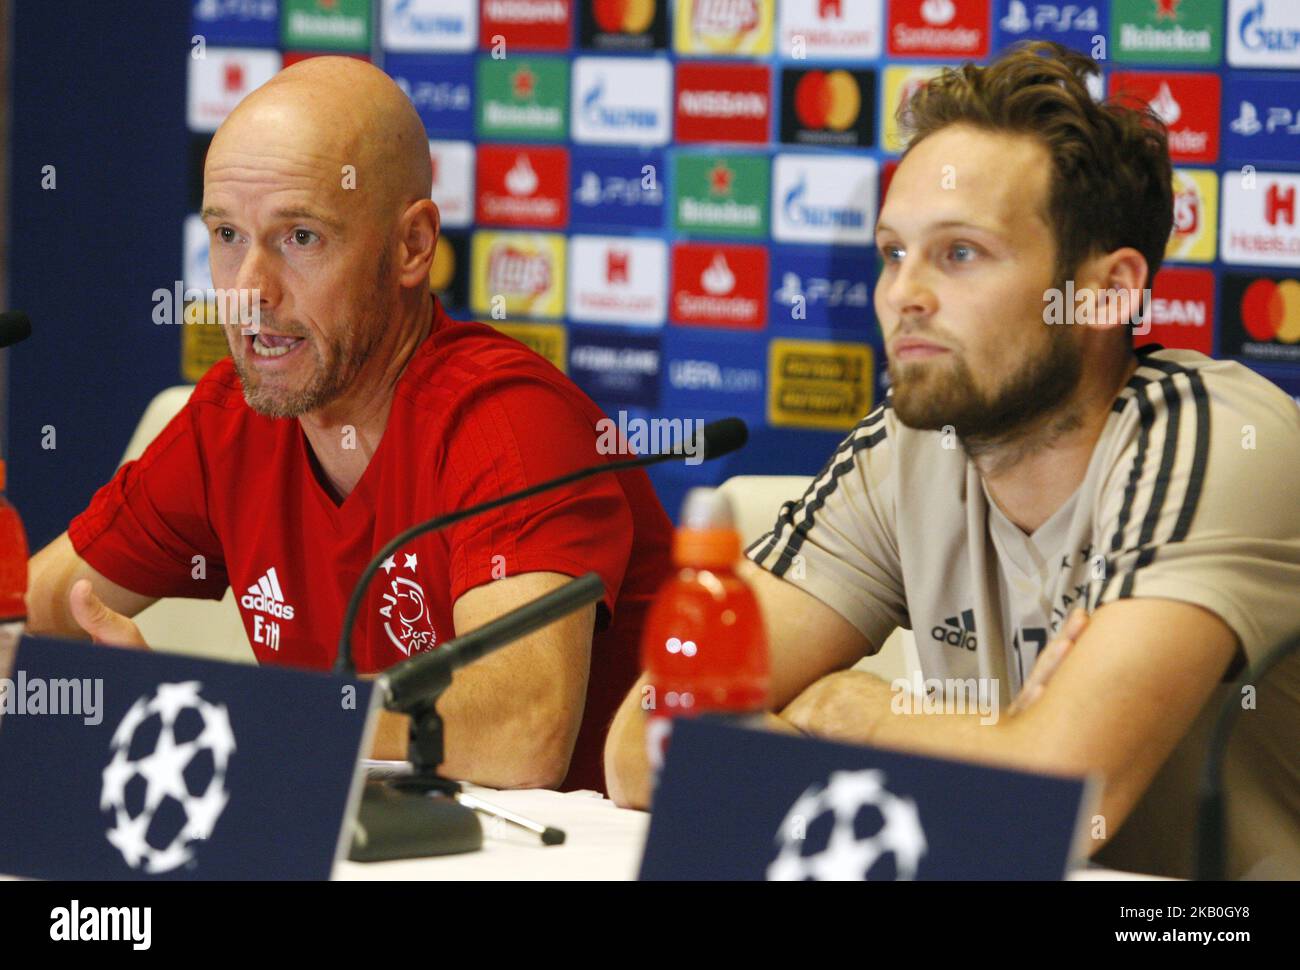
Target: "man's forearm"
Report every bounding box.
[781,669,1071,777]
[366,657,581,790]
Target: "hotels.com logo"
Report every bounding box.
[1266,183,1296,226]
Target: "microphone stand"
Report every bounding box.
[349,574,606,861]
[338,418,747,860]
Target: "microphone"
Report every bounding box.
[333,417,748,674]
[1194,631,1300,880]
[351,573,606,859]
[0,312,32,349]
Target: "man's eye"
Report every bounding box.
[948,243,977,262]
[292,229,318,246]
[215,227,237,243]
[879,245,903,262]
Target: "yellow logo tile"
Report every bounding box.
[471,231,567,320]
[674,0,774,56]
[1166,168,1217,264]
[768,338,874,431]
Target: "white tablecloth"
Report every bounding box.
[334,786,651,881]
[332,785,1167,881]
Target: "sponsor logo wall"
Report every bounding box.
[186,0,1300,504]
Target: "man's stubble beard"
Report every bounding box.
[887,315,1084,453]
[233,252,395,419]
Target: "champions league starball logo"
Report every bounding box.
[767,770,928,881]
[377,551,438,657]
[100,682,235,874]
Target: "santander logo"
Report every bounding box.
[701,253,736,295]
[1149,82,1182,126]
[505,154,539,196]
[920,0,956,26]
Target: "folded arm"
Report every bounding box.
[777,591,1239,848]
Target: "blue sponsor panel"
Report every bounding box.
[570,149,668,231]
[640,720,1089,880]
[991,1,1106,56]
[567,325,662,410]
[1223,73,1300,166]
[769,244,877,333]
[385,54,475,136]
[660,327,766,425]
[0,638,374,880]
[191,0,280,47]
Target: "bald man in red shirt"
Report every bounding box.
[26,57,673,794]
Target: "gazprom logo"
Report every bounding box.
[1238,0,1300,53]
[581,77,660,130]
[390,0,470,36]
[782,177,866,230]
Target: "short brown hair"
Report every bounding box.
[898,41,1173,299]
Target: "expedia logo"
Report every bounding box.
[931,608,977,651]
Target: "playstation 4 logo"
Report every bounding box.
[1229,99,1300,136]
[999,2,1098,35]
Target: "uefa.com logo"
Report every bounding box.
[151,283,261,334]
[1041,282,1154,336]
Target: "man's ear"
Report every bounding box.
[397,198,440,290]
[1079,248,1149,335]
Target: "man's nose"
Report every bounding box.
[881,253,937,320]
[233,243,280,313]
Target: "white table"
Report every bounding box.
[334,786,650,881]
[332,784,1166,881]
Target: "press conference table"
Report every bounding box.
[331,784,1167,881]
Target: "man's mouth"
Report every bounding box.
[248,332,306,359]
[892,337,951,362]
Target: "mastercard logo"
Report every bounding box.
[793,70,860,131]
[592,0,655,33]
[1241,278,1300,343]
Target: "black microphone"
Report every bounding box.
[333,417,748,674]
[0,312,32,348]
[1195,631,1300,880]
[381,572,605,714]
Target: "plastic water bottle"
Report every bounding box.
[0,459,29,654]
[641,487,769,783]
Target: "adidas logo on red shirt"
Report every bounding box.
[241,566,296,621]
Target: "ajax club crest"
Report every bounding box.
[377,551,438,657]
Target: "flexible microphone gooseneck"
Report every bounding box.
[333,417,748,674]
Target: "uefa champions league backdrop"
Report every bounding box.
[8,1,1300,544]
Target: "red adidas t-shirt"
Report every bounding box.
[69,298,674,792]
